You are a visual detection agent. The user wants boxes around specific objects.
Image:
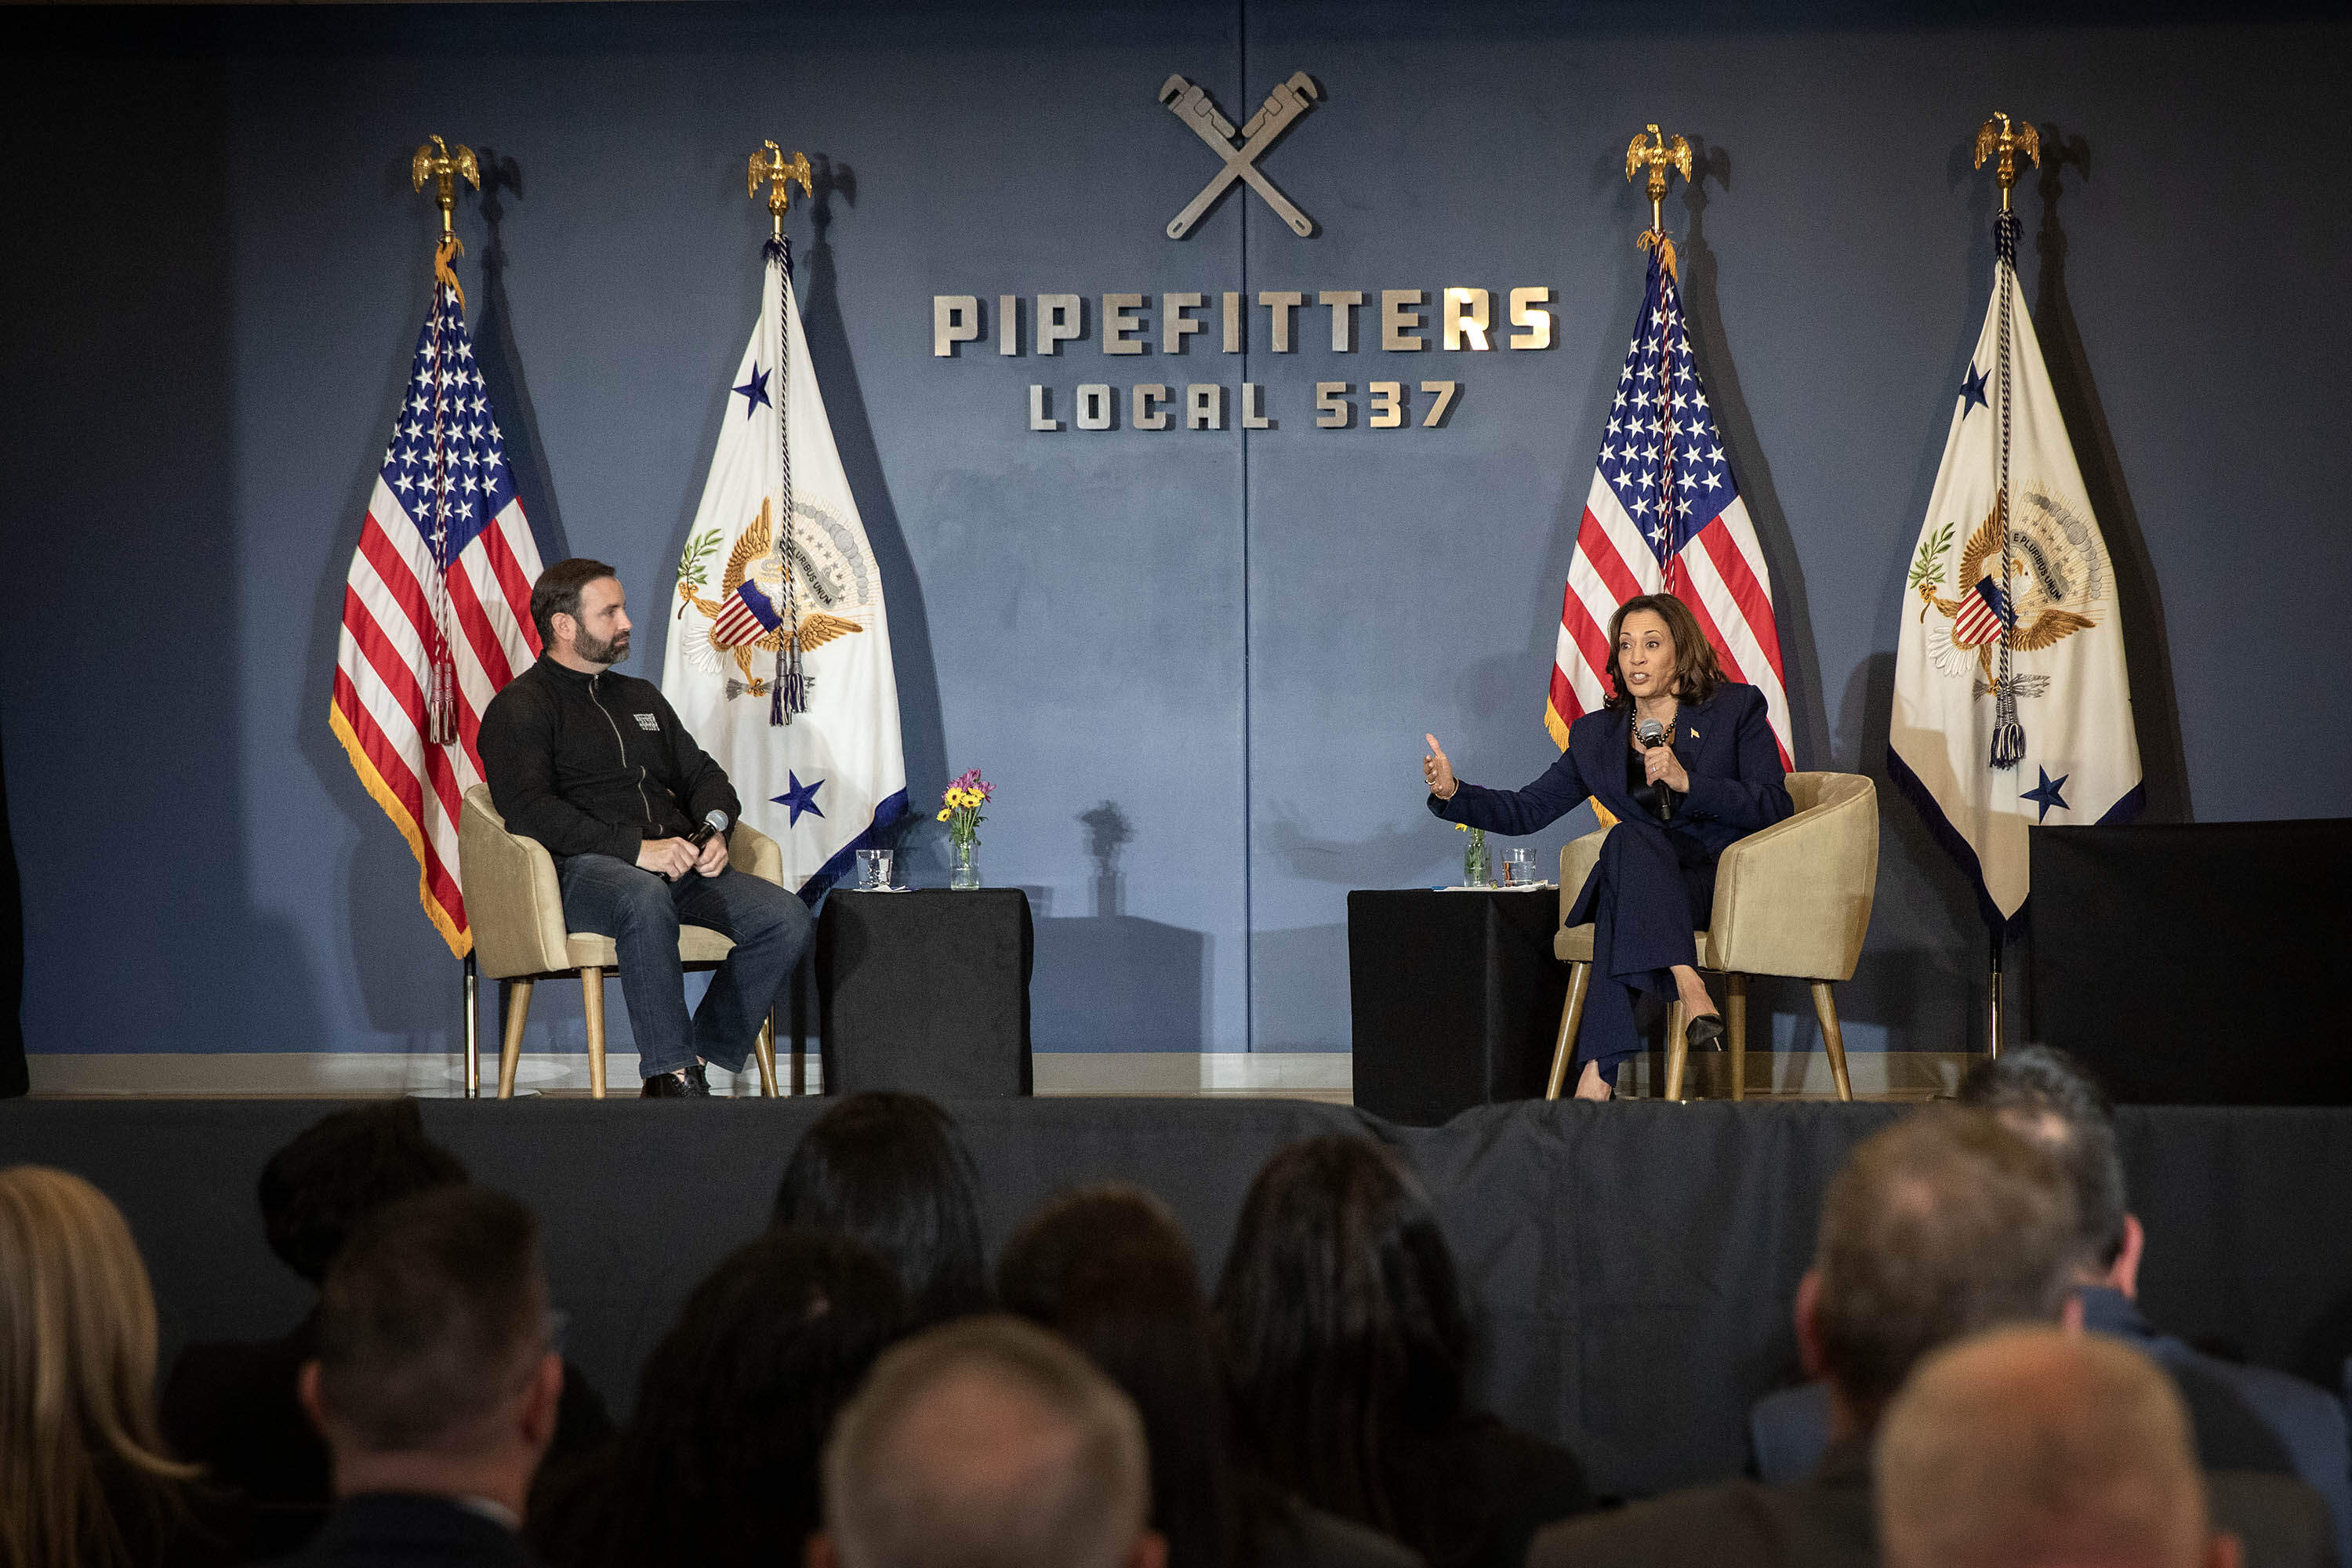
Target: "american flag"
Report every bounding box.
[711,579,782,649]
[329,277,544,957]
[1548,247,1792,765]
[1951,575,2015,649]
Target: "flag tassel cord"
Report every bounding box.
[769,232,805,725]
[1988,207,2027,770]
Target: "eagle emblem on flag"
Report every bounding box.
[674,496,864,695]
[1910,490,2100,695]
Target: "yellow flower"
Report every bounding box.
[936,808,950,821]
[1454,822,1468,832]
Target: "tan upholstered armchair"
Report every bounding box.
[459,784,785,1099]
[1549,771,1878,1102]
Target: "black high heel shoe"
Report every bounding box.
[1685,1012,1727,1053]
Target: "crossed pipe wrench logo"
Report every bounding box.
[1158,71,1321,239]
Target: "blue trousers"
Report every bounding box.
[1566,820,1719,1087]
[555,854,813,1078]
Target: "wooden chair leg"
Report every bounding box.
[1810,980,1853,1102]
[754,1014,779,1098]
[497,978,533,1100]
[1664,1000,1690,1102]
[1544,962,1592,1101]
[582,967,608,1101]
[1726,973,1748,1102]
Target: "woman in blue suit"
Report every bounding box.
[1422,593,1791,1101]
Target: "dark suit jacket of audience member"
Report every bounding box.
[1255,1493,1426,1568]
[164,1313,612,1557]
[1525,1439,2336,1568]
[92,1454,248,1568]
[1392,1412,1588,1568]
[1748,1287,2352,1560]
[266,1494,543,1568]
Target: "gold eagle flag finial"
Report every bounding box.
[1625,123,1693,276]
[410,135,480,306]
[748,141,815,241]
[1972,111,2041,212]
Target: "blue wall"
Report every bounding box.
[5,2,2348,1064]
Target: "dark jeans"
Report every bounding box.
[555,853,813,1079]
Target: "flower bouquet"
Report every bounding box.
[938,769,993,889]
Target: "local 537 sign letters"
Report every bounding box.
[932,286,1559,433]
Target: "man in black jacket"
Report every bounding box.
[477,558,811,1096]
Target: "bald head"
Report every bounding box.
[819,1316,1159,1568]
[1876,1328,2235,1568]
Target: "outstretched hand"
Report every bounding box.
[1423,735,1458,800]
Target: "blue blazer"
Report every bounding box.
[1429,683,1791,860]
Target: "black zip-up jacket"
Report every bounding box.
[477,655,741,865]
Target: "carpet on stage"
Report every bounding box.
[4,1098,2349,1500]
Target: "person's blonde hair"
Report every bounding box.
[0,1166,198,1568]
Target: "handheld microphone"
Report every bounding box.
[671,811,728,880]
[1634,719,1678,824]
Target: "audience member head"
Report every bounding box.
[1214,1135,1469,1534]
[999,1185,1235,1568]
[531,1229,902,1568]
[775,1092,989,1329]
[0,1166,201,1568]
[1876,1327,2238,1568]
[1958,1044,2140,1294]
[260,1099,469,1286]
[814,1315,1163,1568]
[1798,1106,2084,1439]
[299,1186,562,1520]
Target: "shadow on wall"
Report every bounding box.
[2031,125,2190,823]
[1677,137,1830,770]
[474,147,574,572]
[1032,801,1207,1052]
[10,49,329,1058]
[796,154,948,848]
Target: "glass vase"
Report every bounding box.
[950,836,982,891]
[1463,828,1493,888]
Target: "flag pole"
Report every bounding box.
[1973,111,2040,1061]
[748,143,814,724]
[1988,931,2003,1059]
[1624,124,1692,593]
[463,953,480,1096]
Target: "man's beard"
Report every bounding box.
[578,630,630,666]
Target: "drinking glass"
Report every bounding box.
[1501,847,1537,886]
[857,848,894,891]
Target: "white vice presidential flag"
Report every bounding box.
[663,241,906,898]
[1890,215,2142,926]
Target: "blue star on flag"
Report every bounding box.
[1958,365,1990,417]
[2021,768,2071,822]
[774,771,825,826]
[733,363,772,419]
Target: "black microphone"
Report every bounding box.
[1635,719,1678,824]
[672,811,728,880]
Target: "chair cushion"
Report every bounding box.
[1555,923,1711,965]
[564,924,737,971]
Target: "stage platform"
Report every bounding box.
[5,1097,2348,1500]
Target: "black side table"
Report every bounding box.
[815,888,1033,1098]
[1346,887,1569,1125]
